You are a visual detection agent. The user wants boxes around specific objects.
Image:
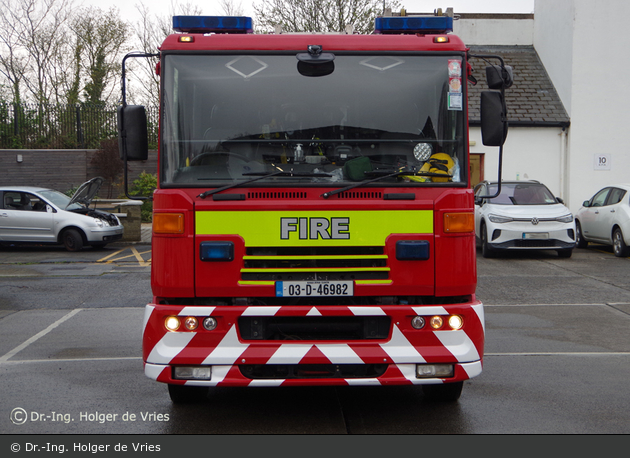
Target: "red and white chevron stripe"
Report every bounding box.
[143,302,484,387]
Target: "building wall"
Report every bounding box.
[454,14,534,46]
[470,126,567,199]
[0,149,158,199]
[535,0,630,212]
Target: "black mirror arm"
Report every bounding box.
[469,53,509,200]
[120,52,159,200]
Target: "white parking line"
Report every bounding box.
[0,309,83,363]
[0,356,142,365]
[485,352,630,356]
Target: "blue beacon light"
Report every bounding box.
[172,16,253,34]
[374,16,453,34]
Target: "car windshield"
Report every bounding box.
[486,183,558,205]
[38,189,82,210]
[160,53,466,188]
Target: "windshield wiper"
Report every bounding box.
[198,170,332,199]
[321,168,452,199]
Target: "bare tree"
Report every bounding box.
[220,0,245,16]
[130,1,203,106]
[0,0,75,104]
[253,0,401,33]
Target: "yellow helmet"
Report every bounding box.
[419,153,454,182]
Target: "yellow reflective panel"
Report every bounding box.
[196,210,433,246]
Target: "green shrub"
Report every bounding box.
[130,172,157,222]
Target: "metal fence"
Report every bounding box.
[0,103,159,150]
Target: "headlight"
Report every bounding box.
[93,218,104,227]
[488,213,513,223]
[556,214,574,223]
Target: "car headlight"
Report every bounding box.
[488,213,513,223]
[93,218,104,227]
[556,214,574,223]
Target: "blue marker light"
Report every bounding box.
[200,242,234,262]
[173,16,253,34]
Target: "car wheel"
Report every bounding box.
[421,381,464,402]
[557,248,573,258]
[168,384,209,404]
[575,221,588,248]
[62,229,84,252]
[480,222,495,258]
[612,227,630,257]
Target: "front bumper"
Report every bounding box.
[142,302,485,387]
[87,226,124,242]
[485,222,575,250]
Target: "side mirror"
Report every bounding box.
[486,65,513,90]
[556,197,565,204]
[118,105,149,161]
[474,197,483,206]
[582,200,591,208]
[480,91,508,147]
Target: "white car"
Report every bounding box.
[0,177,124,251]
[575,184,630,257]
[474,181,576,258]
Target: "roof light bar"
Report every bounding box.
[172,16,253,34]
[374,16,453,34]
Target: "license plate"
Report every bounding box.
[276,281,354,297]
[523,232,549,240]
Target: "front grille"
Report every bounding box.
[514,240,559,248]
[241,246,390,282]
[239,364,388,379]
[238,316,391,340]
[247,191,307,199]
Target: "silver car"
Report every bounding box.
[575,184,630,257]
[0,177,123,251]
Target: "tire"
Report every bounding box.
[575,221,588,248]
[480,222,496,258]
[612,227,630,257]
[168,384,209,404]
[62,229,84,252]
[557,248,573,258]
[422,381,464,402]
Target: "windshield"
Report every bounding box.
[486,183,558,205]
[161,53,466,187]
[39,189,82,210]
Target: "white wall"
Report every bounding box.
[534,0,630,213]
[470,126,567,199]
[455,16,534,46]
[533,0,575,115]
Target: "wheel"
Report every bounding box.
[575,221,588,248]
[480,222,496,258]
[422,381,464,402]
[62,229,84,252]
[557,248,573,258]
[612,227,630,257]
[168,384,209,404]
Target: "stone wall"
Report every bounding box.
[0,149,158,199]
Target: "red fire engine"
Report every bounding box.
[118,11,511,403]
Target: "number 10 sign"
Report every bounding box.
[594,153,611,171]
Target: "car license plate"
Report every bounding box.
[523,232,549,240]
[276,281,354,297]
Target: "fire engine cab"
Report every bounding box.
[118,10,511,403]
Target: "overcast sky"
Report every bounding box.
[82,0,536,23]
